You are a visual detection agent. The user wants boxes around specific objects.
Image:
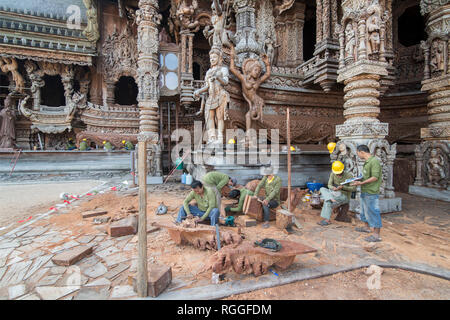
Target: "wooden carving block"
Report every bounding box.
[221,185,231,197]
[131,265,172,297]
[81,210,108,219]
[109,215,138,237]
[221,199,239,216]
[52,246,93,266]
[280,187,289,202]
[276,209,294,230]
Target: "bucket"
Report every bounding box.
[181,173,186,184]
[185,174,193,185]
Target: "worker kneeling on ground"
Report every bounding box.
[317,161,356,226]
[176,180,220,226]
[255,166,282,229]
[202,171,237,210]
[225,188,254,215]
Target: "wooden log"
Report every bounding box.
[137,140,148,297]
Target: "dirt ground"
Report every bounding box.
[0,180,103,235]
[225,268,450,300]
[1,182,448,300]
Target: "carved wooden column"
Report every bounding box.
[180,31,195,107]
[135,0,161,298]
[410,2,450,199]
[316,0,323,44]
[105,81,116,106]
[332,0,402,213]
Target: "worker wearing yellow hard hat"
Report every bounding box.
[79,138,89,151]
[103,140,114,151]
[327,142,337,154]
[122,140,135,150]
[317,161,356,227]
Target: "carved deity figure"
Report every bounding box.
[0,95,17,149]
[177,0,200,32]
[430,40,445,73]
[344,23,356,60]
[230,46,271,143]
[0,57,25,93]
[83,0,100,42]
[366,0,381,56]
[375,148,388,197]
[337,143,357,177]
[194,48,230,144]
[426,148,446,187]
[204,0,232,48]
[159,28,172,43]
[264,36,280,65]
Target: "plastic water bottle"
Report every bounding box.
[181,173,186,184]
[186,173,193,185]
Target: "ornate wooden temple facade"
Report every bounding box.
[0,0,448,197]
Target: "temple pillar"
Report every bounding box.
[136,0,162,180]
[409,2,450,201]
[331,0,402,213]
[233,0,261,66]
[105,81,115,106]
[180,31,195,107]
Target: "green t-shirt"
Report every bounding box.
[327,171,356,200]
[254,175,282,203]
[79,141,88,151]
[183,186,217,220]
[361,156,382,194]
[203,171,229,191]
[230,188,254,213]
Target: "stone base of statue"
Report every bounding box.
[188,145,331,187]
[349,197,402,214]
[408,185,450,202]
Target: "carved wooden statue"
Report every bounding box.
[337,143,357,177]
[426,148,446,187]
[177,0,200,32]
[366,4,381,55]
[83,0,100,42]
[194,48,230,144]
[274,0,296,16]
[0,57,25,93]
[344,23,356,60]
[430,40,445,72]
[0,95,17,149]
[204,0,232,48]
[264,36,280,65]
[230,46,271,141]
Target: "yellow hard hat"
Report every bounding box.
[228,138,236,144]
[83,138,87,141]
[122,140,126,144]
[103,141,106,144]
[332,161,345,174]
[327,142,337,154]
[290,146,295,151]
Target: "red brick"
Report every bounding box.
[52,246,93,266]
[130,264,172,297]
[109,215,138,237]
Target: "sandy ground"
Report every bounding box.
[0,180,103,235]
[225,268,450,300]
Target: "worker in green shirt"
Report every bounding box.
[202,171,237,211]
[176,180,220,226]
[255,166,282,228]
[79,138,90,151]
[224,188,254,214]
[317,161,356,226]
[122,140,135,150]
[103,140,114,151]
[351,144,383,242]
[66,138,76,150]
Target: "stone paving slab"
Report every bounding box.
[0,260,32,287]
[17,293,41,300]
[82,262,108,278]
[77,235,96,244]
[95,246,120,259]
[75,286,109,300]
[110,285,136,299]
[85,277,111,287]
[8,284,27,299]
[23,255,53,281]
[36,286,79,300]
[104,263,130,280]
[38,274,62,286]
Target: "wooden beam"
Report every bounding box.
[137,140,148,297]
[287,107,291,213]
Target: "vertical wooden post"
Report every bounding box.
[287,108,292,213]
[137,140,148,297]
